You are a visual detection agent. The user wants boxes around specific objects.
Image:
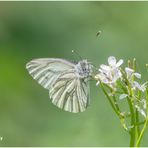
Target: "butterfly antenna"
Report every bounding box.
[72,50,83,60]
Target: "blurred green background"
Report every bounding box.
[0,1,148,146]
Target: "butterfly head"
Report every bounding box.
[76,59,93,78]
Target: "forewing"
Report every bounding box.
[26,58,75,90]
[49,73,90,113]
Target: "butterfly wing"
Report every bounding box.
[26,58,75,89]
[26,58,90,113]
[49,73,90,113]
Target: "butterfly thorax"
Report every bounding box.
[75,60,93,78]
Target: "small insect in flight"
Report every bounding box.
[96,30,102,37]
[26,51,94,113]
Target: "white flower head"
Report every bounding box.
[96,56,123,86]
[125,67,141,80]
[124,67,146,92]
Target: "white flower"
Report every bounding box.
[125,67,141,80]
[96,56,123,86]
[100,56,123,70]
[125,67,147,92]
[133,81,147,92]
[125,67,134,76]
[134,73,141,79]
[95,73,110,85]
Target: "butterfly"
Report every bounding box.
[26,58,93,113]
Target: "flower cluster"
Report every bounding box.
[125,67,147,92]
[95,56,147,119]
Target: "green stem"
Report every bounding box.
[112,95,120,112]
[136,118,148,147]
[136,109,141,142]
[121,66,136,147]
[135,120,146,126]
[100,83,120,117]
[136,91,141,139]
[127,97,136,147]
[136,109,140,136]
[136,89,148,146]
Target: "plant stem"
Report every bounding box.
[112,94,120,112]
[127,97,136,147]
[136,118,148,147]
[136,89,148,146]
[100,83,120,117]
[136,109,140,137]
[121,64,136,147]
[136,91,141,139]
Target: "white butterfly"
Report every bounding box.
[26,58,93,113]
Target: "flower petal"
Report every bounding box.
[114,69,122,78]
[119,94,128,100]
[116,59,123,67]
[125,67,134,74]
[125,67,134,78]
[134,73,141,79]
[141,99,147,109]
[99,68,108,74]
[133,81,146,92]
[140,109,146,118]
[135,105,146,118]
[100,64,110,71]
[96,81,100,86]
[108,56,116,66]
[140,82,148,92]
[96,73,109,84]
[133,81,141,89]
